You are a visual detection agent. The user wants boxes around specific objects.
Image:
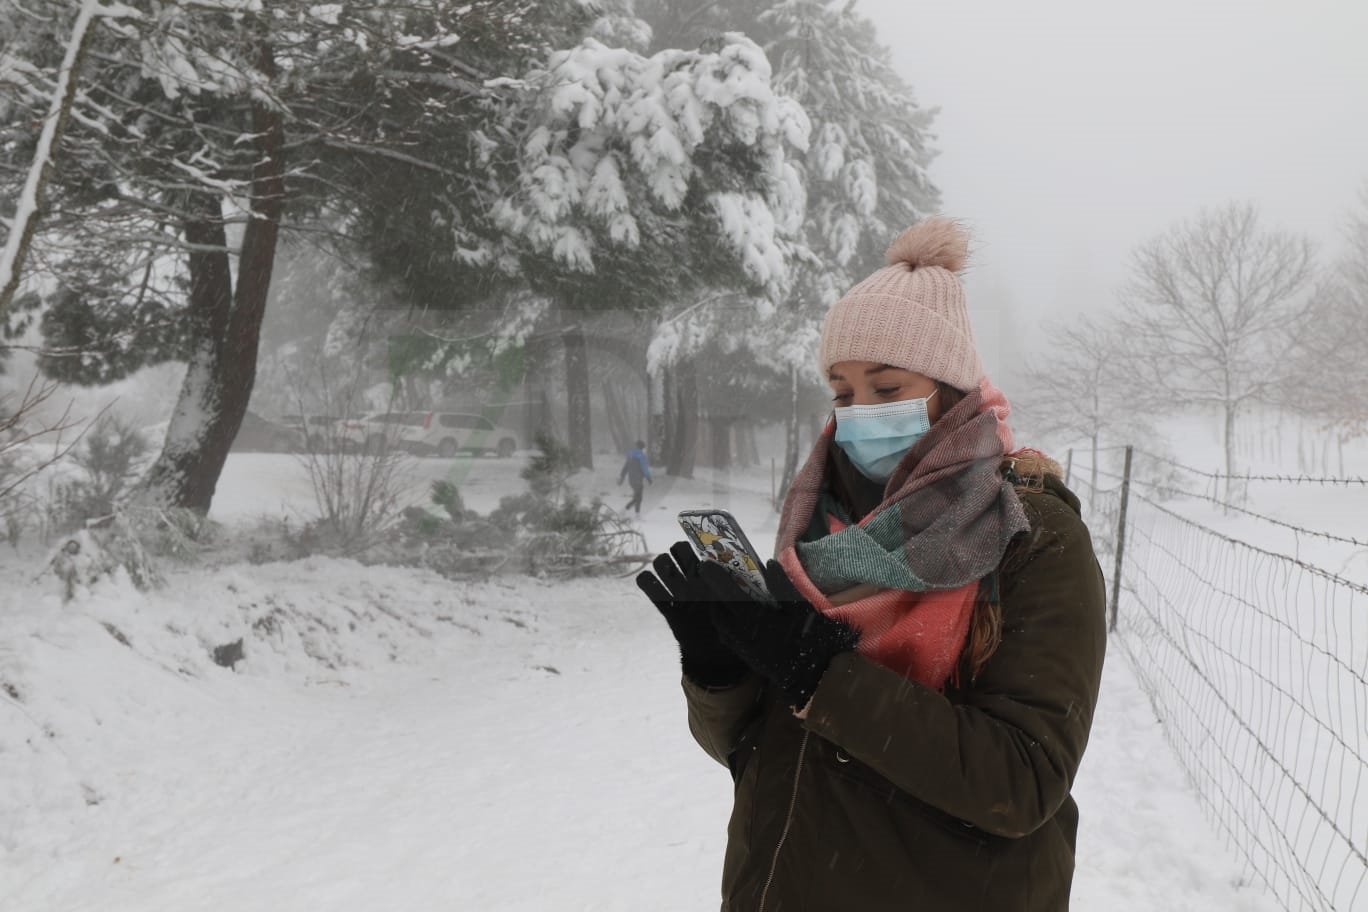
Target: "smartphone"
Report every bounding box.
[677,508,771,601]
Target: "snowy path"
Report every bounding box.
[0,562,1280,912]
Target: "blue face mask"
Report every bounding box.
[833,390,938,483]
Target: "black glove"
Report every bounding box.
[701,559,860,709]
[636,542,749,688]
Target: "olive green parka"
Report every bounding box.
[683,476,1107,911]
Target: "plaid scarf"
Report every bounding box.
[775,378,1029,688]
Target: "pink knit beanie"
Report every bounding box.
[818,218,984,391]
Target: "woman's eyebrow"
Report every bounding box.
[829,365,899,382]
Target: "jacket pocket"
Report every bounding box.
[821,743,1002,850]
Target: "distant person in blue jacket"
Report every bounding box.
[618,440,653,516]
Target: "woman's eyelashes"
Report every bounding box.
[832,387,902,403]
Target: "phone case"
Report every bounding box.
[677,508,771,601]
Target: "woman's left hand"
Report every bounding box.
[699,560,860,710]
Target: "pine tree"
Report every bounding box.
[0,1,585,512]
[635,0,941,488]
[351,11,812,470]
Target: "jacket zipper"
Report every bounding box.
[758,729,810,912]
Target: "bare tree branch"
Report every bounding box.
[1115,202,1316,489]
[0,373,93,504]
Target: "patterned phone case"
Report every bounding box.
[677,509,771,601]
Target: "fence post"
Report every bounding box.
[1064,448,1073,487]
[1108,445,1133,633]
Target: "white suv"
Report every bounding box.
[342,411,519,458]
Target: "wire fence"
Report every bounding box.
[1068,446,1368,911]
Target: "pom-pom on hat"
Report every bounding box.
[818,217,985,391]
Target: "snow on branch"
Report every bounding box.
[1,49,149,142]
[169,0,261,12]
[92,1,143,18]
[496,31,810,291]
[169,155,253,198]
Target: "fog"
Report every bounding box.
[860,0,1368,376]
[4,4,1368,909]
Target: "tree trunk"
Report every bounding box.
[648,364,665,467]
[696,413,712,467]
[562,315,592,469]
[535,388,557,445]
[526,334,558,446]
[667,357,698,478]
[136,36,284,513]
[660,363,673,458]
[738,420,759,467]
[709,416,732,471]
[1224,400,1237,506]
[603,379,629,453]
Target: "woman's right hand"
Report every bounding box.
[636,542,749,688]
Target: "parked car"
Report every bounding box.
[279,414,352,452]
[339,411,519,458]
[230,410,298,453]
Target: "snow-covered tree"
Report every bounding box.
[636,0,940,490]
[0,0,584,512]
[757,0,940,491]
[761,0,938,285]
[1116,202,1316,493]
[488,26,811,468]
[0,0,139,323]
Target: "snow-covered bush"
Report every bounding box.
[489,432,646,577]
[373,433,646,580]
[45,521,154,600]
[46,415,149,534]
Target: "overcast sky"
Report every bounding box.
[857,0,1368,374]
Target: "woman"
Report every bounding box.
[637,218,1107,911]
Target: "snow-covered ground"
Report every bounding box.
[0,447,1290,911]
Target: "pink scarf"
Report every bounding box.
[775,378,1027,689]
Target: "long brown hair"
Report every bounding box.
[964,459,1063,682]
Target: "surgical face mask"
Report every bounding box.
[833,389,938,483]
